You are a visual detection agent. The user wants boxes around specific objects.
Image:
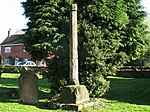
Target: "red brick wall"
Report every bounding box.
[1,45,31,64]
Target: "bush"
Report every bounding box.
[0,65,21,73]
[46,55,109,98]
[46,56,68,98]
[80,72,110,97]
[44,38,110,98]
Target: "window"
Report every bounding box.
[4,59,11,65]
[26,62,30,65]
[5,47,11,53]
[15,58,19,65]
[23,47,27,52]
[31,62,35,65]
[24,58,28,61]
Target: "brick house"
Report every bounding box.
[0,32,31,65]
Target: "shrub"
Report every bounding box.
[0,65,21,73]
[80,72,110,97]
[45,55,109,98]
[46,56,68,98]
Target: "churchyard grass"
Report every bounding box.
[1,73,150,112]
[0,73,72,112]
[83,76,150,112]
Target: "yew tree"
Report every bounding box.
[22,0,149,97]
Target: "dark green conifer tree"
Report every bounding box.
[22,0,149,97]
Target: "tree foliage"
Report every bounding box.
[22,0,149,97]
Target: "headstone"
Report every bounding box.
[18,67,38,104]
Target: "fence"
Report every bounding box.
[117,67,150,78]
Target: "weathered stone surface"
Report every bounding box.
[69,4,79,85]
[47,99,100,111]
[7,88,19,99]
[60,4,90,109]
[61,104,83,111]
[60,85,89,104]
[19,67,38,104]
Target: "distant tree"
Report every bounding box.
[133,35,150,67]
[22,1,71,96]
[0,55,1,65]
[122,0,149,62]
[22,0,149,97]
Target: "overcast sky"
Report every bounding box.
[0,0,27,43]
[0,0,149,44]
[141,0,150,14]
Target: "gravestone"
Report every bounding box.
[18,67,38,104]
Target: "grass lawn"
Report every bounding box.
[84,76,150,112]
[0,73,71,112]
[1,73,150,112]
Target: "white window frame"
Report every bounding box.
[24,58,28,61]
[5,47,11,53]
[23,47,27,52]
[15,58,19,65]
[4,59,11,65]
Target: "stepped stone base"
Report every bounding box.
[47,100,100,111]
[60,85,89,104]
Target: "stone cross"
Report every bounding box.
[60,4,89,107]
[69,4,79,85]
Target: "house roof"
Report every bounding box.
[0,34,24,46]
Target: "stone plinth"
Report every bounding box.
[60,85,89,104]
[18,67,38,104]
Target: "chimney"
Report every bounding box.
[8,29,11,37]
